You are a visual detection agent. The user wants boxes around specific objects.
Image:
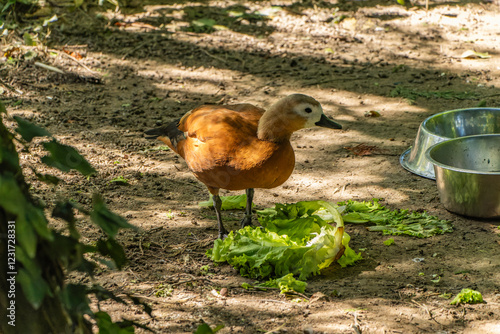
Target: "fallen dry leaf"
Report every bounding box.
[364,110,381,117]
[309,292,330,303]
[63,49,83,60]
[461,50,491,59]
[344,143,379,156]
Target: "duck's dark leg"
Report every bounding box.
[213,194,228,239]
[240,188,254,228]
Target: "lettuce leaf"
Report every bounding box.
[339,199,453,238]
[260,273,307,294]
[207,201,362,282]
[198,194,252,210]
[450,288,484,305]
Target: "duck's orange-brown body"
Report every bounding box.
[145,94,342,238]
[157,104,296,194]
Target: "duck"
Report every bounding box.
[145,94,342,239]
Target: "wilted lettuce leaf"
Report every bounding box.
[199,194,252,210]
[339,199,453,238]
[450,288,484,305]
[260,273,307,294]
[207,201,362,283]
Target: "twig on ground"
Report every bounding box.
[121,40,151,60]
[341,182,350,196]
[202,49,227,63]
[264,321,288,334]
[139,236,144,256]
[411,299,442,325]
[285,291,309,300]
[0,78,23,95]
[352,311,362,334]
[260,299,289,304]
[49,48,100,75]
[34,61,65,74]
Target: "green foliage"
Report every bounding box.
[194,322,225,334]
[109,175,129,184]
[383,238,395,246]
[260,273,307,294]
[339,199,453,238]
[0,102,150,333]
[207,201,361,288]
[12,114,96,176]
[450,288,484,305]
[1,0,35,14]
[199,194,252,210]
[23,31,36,45]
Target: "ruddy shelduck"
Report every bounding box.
[145,94,342,239]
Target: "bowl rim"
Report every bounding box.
[421,107,500,134]
[425,134,500,175]
[400,107,500,179]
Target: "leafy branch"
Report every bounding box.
[0,101,151,333]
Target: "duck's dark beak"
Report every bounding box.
[315,114,342,129]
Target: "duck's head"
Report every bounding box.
[258,94,342,141]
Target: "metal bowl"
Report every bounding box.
[426,134,500,218]
[400,108,500,179]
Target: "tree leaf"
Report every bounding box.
[194,323,213,334]
[0,100,6,114]
[17,268,51,309]
[41,139,96,176]
[0,174,38,257]
[23,32,37,46]
[26,202,53,241]
[13,116,52,142]
[60,284,92,316]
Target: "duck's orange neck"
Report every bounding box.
[257,112,293,142]
[257,109,305,143]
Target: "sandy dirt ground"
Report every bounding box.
[2,0,500,333]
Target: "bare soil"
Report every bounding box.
[2,0,500,333]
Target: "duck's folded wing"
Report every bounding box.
[179,105,277,171]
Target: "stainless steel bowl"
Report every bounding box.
[400,108,500,179]
[426,135,500,218]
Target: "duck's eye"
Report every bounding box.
[305,107,312,113]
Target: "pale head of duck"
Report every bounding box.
[257,94,342,142]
